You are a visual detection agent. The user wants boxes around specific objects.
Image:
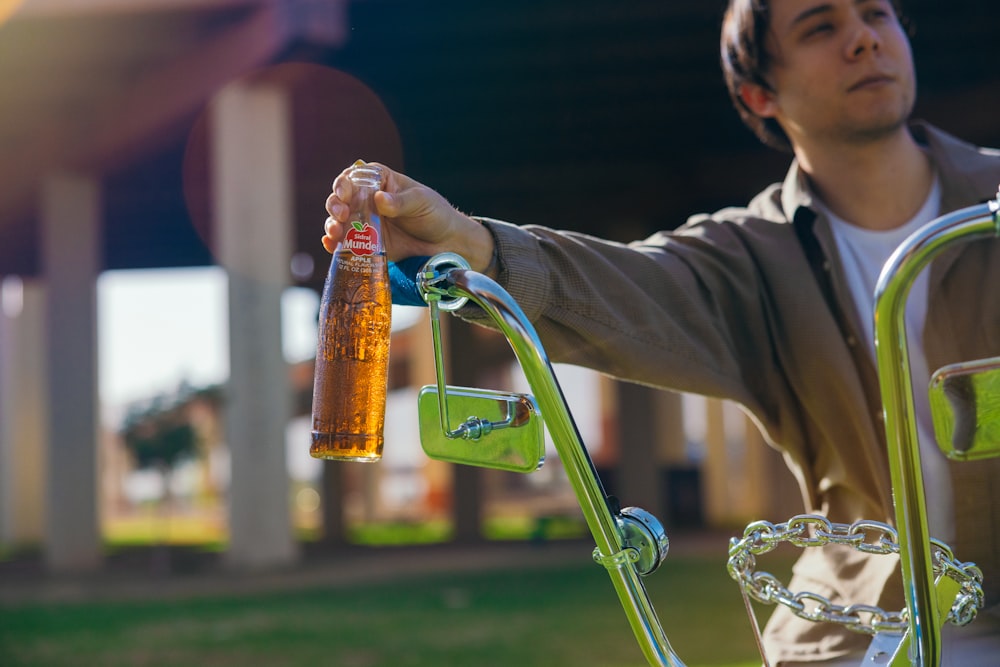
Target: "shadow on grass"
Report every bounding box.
[0,544,792,667]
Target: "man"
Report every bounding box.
[323,1,1000,663]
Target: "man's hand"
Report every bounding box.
[323,162,496,275]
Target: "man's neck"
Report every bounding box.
[794,127,935,231]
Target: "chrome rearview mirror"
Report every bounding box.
[415,253,546,473]
[929,356,1000,461]
[418,385,545,473]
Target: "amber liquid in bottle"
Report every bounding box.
[310,166,392,461]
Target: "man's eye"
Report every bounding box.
[804,23,834,38]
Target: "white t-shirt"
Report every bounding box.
[820,177,955,542]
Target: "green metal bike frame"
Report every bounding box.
[873,196,1000,666]
[425,266,686,667]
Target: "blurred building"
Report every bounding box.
[0,0,997,573]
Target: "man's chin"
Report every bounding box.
[828,87,909,137]
[840,110,912,145]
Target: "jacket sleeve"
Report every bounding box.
[457,216,783,417]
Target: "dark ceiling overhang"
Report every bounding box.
[1,0,997,287]
[0,0,349,276]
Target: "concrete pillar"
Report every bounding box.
[212,80,297,568]
[41,173,102,572]
[650,389,693,525]
[448,322,485,543]
[702,399,787,527]
[743,416,803,520]
[407,311,452,518]
[615,382,663,514]
[319,461,346,545]
[0,278,48,547]
[702,398,731,526]
[653,390,686,464]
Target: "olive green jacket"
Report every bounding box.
[467,123,1000,663]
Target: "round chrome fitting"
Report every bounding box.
[417,253,471,311]
[616,506,670,576]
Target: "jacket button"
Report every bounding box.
[846,335,857,347]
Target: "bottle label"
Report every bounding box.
[343,221,382,256]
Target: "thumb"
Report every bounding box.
[375,187,430,219]
[374,189,400,216]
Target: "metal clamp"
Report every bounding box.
[417,252,470,311]
[593,546,641,569]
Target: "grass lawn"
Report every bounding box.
[0,545,792,667]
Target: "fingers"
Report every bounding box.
[320,235,337,255]
[328,166,355,212]
[326,190,349,222]
[328,164,416,226]
[327,160,394,216]
[323,160,441,255]
[325,162,382,254]
[321,216,344,254]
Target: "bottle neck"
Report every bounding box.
[348,164,383,190]
[348,169,382,222]
[343,197,383,256]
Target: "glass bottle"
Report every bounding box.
[310,163,391,461]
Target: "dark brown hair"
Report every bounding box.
[720,0,909,152]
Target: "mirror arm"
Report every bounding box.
[873,195,1000,667]
[419,257,686,667]
[420,253,532,442]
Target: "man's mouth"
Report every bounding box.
[849,75,893,91]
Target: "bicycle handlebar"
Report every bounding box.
[421,265,686,667]
[873,196,1000,667]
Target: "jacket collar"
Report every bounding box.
[780,158,814,225]
[778,120,998,226]
[909,121,1000,214]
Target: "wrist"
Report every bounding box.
[482,241,499,278]
[466,215,500,278]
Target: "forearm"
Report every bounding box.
[458,219,758,400]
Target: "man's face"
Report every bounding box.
[755,0,916,148]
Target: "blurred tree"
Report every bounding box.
[120,384,205,573]
[122,395,200,482]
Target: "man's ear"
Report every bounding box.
[739,82,778,118]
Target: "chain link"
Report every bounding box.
[727,514,985,635]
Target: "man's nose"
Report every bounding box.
[846,18,880,59]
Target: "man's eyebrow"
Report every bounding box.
[789,0,885,29]
[788,3,834,29]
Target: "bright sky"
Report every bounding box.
[94,267,609,490]
[98,267,228,407]
[97,266,428,486]
[97,265,423,412]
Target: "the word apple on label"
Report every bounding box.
[343,221,380,256]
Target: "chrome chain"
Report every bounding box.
[727,514,985,635]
